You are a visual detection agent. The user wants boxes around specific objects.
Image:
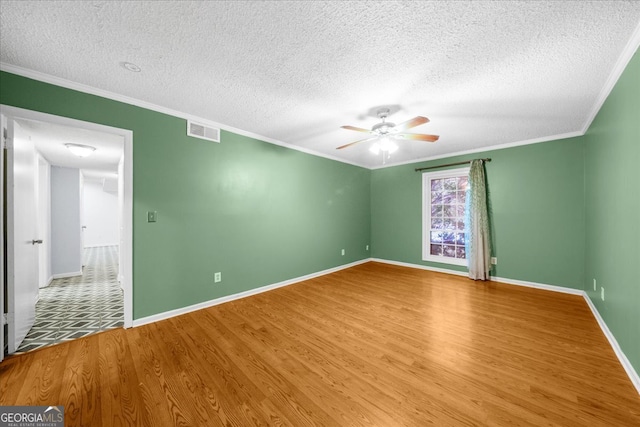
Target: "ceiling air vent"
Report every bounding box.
[187,120,220,143]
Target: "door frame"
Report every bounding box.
[0,106,134,350]
[1,113,6,361]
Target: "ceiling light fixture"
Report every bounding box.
[65,143,96,157]
[121,61,141,72]
[369,136,398,164]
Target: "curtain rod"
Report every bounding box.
[414,158,492,172]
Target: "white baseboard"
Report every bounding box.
[489,275,584,295]
[131,256,639,395]
[582,294,640,395]
[52,270,83,279]
[39,275,54,289]
[372,257,639,395]
[132,259,371,328]
[371,258,468,277]
[371,258,583,295]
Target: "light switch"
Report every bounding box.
[147,211,157,223]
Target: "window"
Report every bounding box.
[422,167,469,266]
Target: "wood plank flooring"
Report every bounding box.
[2,262,639,426]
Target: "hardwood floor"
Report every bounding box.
[2,262,639,426]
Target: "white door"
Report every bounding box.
[3,115,39,354]
[37,157,50,288]
[80,173,85,266]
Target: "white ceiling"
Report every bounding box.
[15,118,123,180]
[1,1,639,168]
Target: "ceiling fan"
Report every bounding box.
[337,108,439,150]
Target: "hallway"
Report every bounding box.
[16,245,124,352]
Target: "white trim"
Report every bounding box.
[488,275,584,296]
[40,275,54,288]
[374,25,640,171]
[0,113,4,363]
[421,167,470,266]
[132,259,371,327]
[372,257,639,395]
[371,258,468,277]
[372,261,586,297]
[83,244,119,248]
[581,20,640,133]
[0,63,601,172]
[582,294,640,395]
[52,271,83,279]
[0,62,367,169]
[371,131,583,170]
[0,105,134,329]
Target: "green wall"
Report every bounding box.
[1,49,637,374]
[583,48,640,373]
[0,72,371,319]
[371,138,586,289]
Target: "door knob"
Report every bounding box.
[31,239,43,245]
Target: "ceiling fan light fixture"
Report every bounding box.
[338,109,437,158]
[369,137,398,156]
[378,137,398,153]
[65,143,96,157]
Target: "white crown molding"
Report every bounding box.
[372,257,639,394]
[0,62,369,170]
[374,21,640,170]
[3,21,638,175]
[581,20,640,134]
[132,258,370,327]
[371,131,584,170]
[0,63,593,173]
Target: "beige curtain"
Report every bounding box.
[467,160,491,280]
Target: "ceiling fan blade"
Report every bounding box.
[336,136,379,150]
[397,133,439,142]
[394,116,429,132]
[341,125,373,133]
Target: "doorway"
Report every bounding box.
[1,106,133,361]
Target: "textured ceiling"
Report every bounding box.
[1,1,640,168]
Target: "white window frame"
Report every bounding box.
[422,166,470,266]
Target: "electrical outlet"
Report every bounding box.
[601,286,605,301]
[214,272,222,283]
[341,249,345,256]
[491,257,497,265]
[593,278,597,291]
[366,245,369,251]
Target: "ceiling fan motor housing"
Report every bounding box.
[372,122,395,134]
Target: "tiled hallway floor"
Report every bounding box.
[16,245,124,353]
